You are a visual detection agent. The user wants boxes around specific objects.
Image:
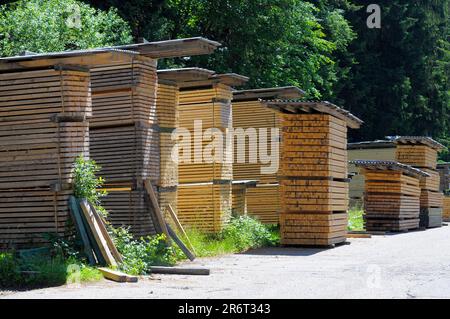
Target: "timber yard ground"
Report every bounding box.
[2,226,450,299]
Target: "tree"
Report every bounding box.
[162,0,355,98]
[336,1,450,145]
[0,0,133,57]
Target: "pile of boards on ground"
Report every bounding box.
[351,160,429,232]
[393,136,445,228]
[0,50,126,250]
[231,87,304,224]
[176,72,248,233]
[261,100,362,246]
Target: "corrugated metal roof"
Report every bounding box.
[0,48,139,63]
[350,160,429,178]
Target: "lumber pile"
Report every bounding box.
[156,68,218,222]
[0,67,91,250]
[156,80,179,220]
[90,56,160,236]
[437,162,450,192]
[347,140,396,207]
[261,100,362,246]
[443,196,450,222]
[176,73,248,233]
[393,136,445,228]
[231,180,257,216]
[232,87,303,223]
[351,160,428,232]
[177,182,232,233]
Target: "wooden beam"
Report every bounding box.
[166,205,196,255]
[98,268,138,283]
[149,266,210,276]
[79,199,117,267]
[144,180,171,241]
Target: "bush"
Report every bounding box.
[0,251,102,289]
[184,216,279,257]
[220,216,279,251]
[348,208,364,231]
[72,155,108,217]
[0,252,21,288]
[112,227,178,275]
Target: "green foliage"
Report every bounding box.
[112,227,177,276]
[220,216,279,251]
[339,1,450,143]
[348,208,364,231]
[0,0,132,57]
[72,155,107,215]
[0,251,101,289]
[185,216,279,257]
[0,252,21,288]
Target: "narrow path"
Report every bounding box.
[3,226,450,299]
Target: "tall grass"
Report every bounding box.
[183,216,280,257]
[348,208,365,231]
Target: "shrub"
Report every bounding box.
[220,216,278,251]
[0,252,21,288]
[112,227,178,275]
[72,155,107,217]
[183,216,280,257]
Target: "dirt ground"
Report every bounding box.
[2,226,450,299]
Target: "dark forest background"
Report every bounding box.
[1,0,449,158]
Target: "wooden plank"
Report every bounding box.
[144,179,170,241]
[98,267,138,283]
[149,266,210,276]
[79,199,117,267]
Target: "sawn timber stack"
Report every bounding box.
[393,136,446,228]
[176,72,248,233]
[262,100,362,246]
[231,87,304,224]
[351,160,429,232]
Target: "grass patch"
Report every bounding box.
[183,216,280,257]
[348,208,365,231]
[0,251,102,290]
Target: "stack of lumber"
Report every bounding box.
[231,180,257,216]
[351,160,428,231]
[443,196,450,222]
[176,73,248,233]
[347,140,396,207]
[393,136,446,228]
[156,81,178,216]
[437,163,450,192]
[232,87,303,223]
[156,68,217,221]
[0,67,91,250]
[261,100,362,246]
[90,56,159,237]
[177,182,232,233]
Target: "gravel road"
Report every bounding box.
[2,226,450,299]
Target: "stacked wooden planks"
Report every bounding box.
[231,180,257,217]
[394,136,445,228]
[347,140,397,207]
[436,163,450,192]
[176,73,248,232]
[177,182,232,233]
[156,80,179,218]
[231,87,303,223]
[351,160,428,232]
[443,196,450,222]
[261,100,362,246]
[0,67,91,250]
[90,56,159,236]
